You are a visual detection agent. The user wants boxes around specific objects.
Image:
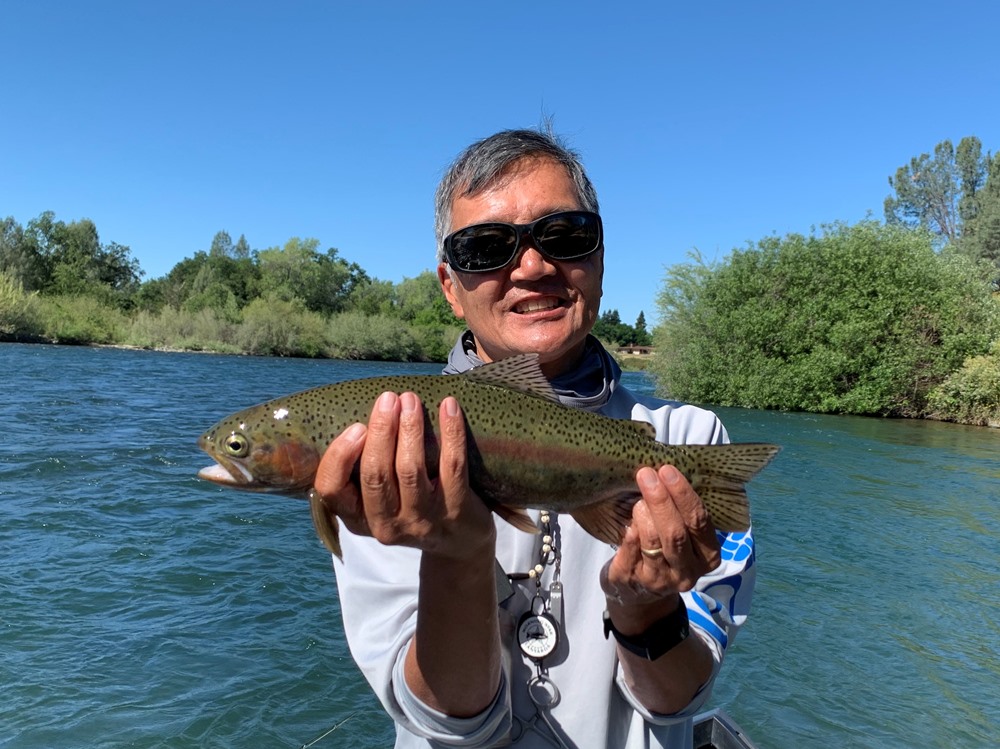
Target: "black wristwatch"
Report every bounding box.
[603,601,690,661]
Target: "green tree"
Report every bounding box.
[236,295,328,357]
[957,152,1000,270]
[956,137,989,226]
[593,308,636,345]
[652,221,1000,417]
[928,341,1000,426]
[47,218,104,296]
[593,309,616,341]
[884,136,989,244]
[633,311,652,346]
[21,212,143,305]
[209,230,235,257]
[0,216,48,292]
[182,262,242,321]
[94,241,144,299]
[394,271,457,325]
[325,311,420,361]
[139,248,257,313]
[348,277,397,316]
[233,234,251,259]
[148,252,212,309]
[35,294,130,344]
[254,238,365,314]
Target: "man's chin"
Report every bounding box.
[512,335,590,376]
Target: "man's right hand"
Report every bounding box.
[312,391,496,561]
[315,391,503,716]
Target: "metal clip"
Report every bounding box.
[547,581,563,626]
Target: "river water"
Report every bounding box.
[1,343,998,748]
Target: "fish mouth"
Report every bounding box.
[197,456,255,486]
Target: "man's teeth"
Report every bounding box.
[515,299,559,313]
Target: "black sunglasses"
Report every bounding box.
[443,210,603,273]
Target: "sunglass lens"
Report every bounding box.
[535,213,600,259]
[449,225,517,272]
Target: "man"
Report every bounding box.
[313,129,753,748]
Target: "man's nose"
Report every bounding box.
[509,244,557,279]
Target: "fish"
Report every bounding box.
[197,354,780,559]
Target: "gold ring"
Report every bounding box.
[641,547,664,558]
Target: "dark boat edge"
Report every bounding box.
[693,708,759,749]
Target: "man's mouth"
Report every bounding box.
[513,297,564,314]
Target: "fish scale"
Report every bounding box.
[198,354,780,558]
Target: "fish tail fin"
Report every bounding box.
[695,477,752,532]
[683,443,781,532]
[309,488,343,560]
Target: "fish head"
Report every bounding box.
[197,403,323,494]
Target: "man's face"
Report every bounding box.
[438,157,604,378]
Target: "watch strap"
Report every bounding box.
[603,600,690,660]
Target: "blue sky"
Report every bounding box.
[3,1,999,327]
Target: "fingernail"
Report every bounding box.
[400,392,418,413]
[638,467,658,489]
[443,396,459,417]
[662,466,681,484]
[343,423,366,442]
[377,391,396,412]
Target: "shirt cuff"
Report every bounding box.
[391,640,512,746]
[614,628,721,726]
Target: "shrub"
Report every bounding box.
[652,222,1000,416]
[124,307,239,352]
[411,323,465,363]
[36,295,129,344]
[0,271,43,337]
[236,296,328,357]
[326,312,420,361]
[927,342,1000,426]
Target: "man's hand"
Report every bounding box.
[315,391,502,716]
[312,391,495,561]
[600,465,722,714]
[602,465,721,619]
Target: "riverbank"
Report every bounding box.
[3,338,995,428]
[3,334,654,368]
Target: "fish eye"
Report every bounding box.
[224,432,250,457]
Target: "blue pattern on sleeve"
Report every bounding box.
[686,592,728,649]
[718,531,754,563]
[681,530,757,651]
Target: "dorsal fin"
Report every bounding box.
[459,354,560,403]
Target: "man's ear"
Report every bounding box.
[438,264,465,319]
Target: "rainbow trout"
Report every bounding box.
[197,355,779,558]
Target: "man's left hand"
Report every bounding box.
[600,465,721,625]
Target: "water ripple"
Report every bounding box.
[3,344,998,748]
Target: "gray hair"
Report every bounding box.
[434,128,600,263]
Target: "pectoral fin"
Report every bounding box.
[309,488,343,560]
[493,504,541,535]
[569,492,640,547]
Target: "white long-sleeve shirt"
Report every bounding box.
[332,383,755,748]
